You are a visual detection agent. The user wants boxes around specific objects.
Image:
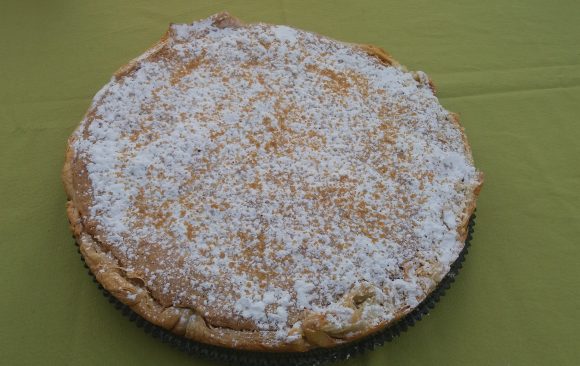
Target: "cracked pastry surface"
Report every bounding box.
[63,12,483,351]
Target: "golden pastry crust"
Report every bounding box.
[63,12,483,351]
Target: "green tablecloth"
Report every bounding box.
[1,0,579,365]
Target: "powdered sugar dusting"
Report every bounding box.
[273,25,298,43]
[71,14,481,342]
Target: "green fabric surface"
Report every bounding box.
[1,0,579,365]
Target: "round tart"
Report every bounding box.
[63,12,483,352]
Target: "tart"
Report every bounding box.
[63,12,483,352]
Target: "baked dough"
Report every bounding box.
[63,12,483,351]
